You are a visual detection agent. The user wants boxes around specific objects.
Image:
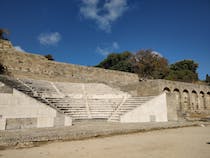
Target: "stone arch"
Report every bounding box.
[163,87,171,93]
[182,89,190,110]
[173,88,181,110]
[191,90,198,110]
[199,91,205,110]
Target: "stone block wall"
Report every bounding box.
[0,82,72,130]
[0,39,139,85]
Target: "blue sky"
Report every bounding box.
[1,0,210,79]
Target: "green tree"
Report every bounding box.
[131,49,169,79]
[44,54,54,61]
[0,64,5,74]
[206,74,210,85]
[165,60,199,82]
[0,63,9,75]
[95,51,134,73]
[0,29,10,40]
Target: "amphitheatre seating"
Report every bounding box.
[46,97,88,119]
[108,96,155,122]
[88,98,122,119]
[0,75,156,122]
[20,78,61,98]
[54,82,83,96]
[17,78,129,120]
[84,83,125,95]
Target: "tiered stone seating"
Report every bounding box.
[20,79,61,98]
[88,98,122,119]
[84,83,126,119]
[19,80,89,120]
[85,83,124,95]
[108,96,155,122]
[46,97,89,119]
[54,82,83,96]
[0,75,156,122]
[0,75,53,108]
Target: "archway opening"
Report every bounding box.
[199,91,205,110]
[192,90,198,110]
[163,87,171,93]
[183,90,190,110]
[173,88,181,111]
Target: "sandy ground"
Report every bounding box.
[0,126,210,158]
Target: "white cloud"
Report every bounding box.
[14,46,25,52]
[152,51,162,57]
[80,0,128,32]
[96,41,120,56]
[112,41,119,49]
[96,46,110,56]
[38,32,61,46]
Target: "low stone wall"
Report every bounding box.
[0,82,72,130]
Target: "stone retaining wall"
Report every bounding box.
[0,82,72,130]
[0,40,138,85]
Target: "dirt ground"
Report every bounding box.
[0,126,210,158]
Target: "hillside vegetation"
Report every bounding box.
[96,49,203,83]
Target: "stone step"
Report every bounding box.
[59,108,86,110]
[108,96,155,122]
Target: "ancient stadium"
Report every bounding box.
[0,39,210,153]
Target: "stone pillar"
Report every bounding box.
[205,92,210,110]
[0,117,6,130]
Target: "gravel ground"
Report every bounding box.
[0,121,209,149]
[0,125,210,158]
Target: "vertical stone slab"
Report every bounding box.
[37,117,54,128]
[54,112,64,127]
[166,93,178,121]
[64,116,72,126]
[0,118,6,130]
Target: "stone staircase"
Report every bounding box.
[108,96,155,122]
[46,97,89,120]
[21,79,61,98]
[0,75,61,113]
[88,98,122,119]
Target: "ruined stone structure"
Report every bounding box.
[123,80,210,121]
[0,39,209,130]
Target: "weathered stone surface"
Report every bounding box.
[119,80,210,121]
[0,39,13,51]
[0,121,209,149]
[0,88,72,130]
[0,82,13,93]
[5,118,37,130]
[0,40,138,85]
[121,93,168,123]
